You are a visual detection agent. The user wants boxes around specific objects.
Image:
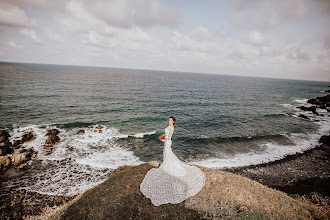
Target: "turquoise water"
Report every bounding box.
[0,62,329,195]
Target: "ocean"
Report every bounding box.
[0,62,329,196]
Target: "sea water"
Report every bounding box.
[0,62,329,196]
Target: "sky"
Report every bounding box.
[0,0,329,82]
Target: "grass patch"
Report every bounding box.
[48,162,328,220]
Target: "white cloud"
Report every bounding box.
[86,0,179,28]
[20,29,43,44]
[8,41,22,48]
[0,2,36,28]
[229,0,310,30]
[248,30,265,46]
[283,44,310,63]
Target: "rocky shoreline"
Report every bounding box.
[223,142,330,196]
[0,94,329,219]
[223,94,330,207]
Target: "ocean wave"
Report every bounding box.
[190,106,330,169]
[132,130,156,138]
[5,124,146,196]
[294,98,309,104]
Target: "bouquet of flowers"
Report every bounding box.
[159,134,165,141]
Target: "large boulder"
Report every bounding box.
[319,134,330,146]
[44,129,60,153]
[0,130,14,156]
[11,148,37,169]
[0,154,12,170]
[77,129,85,135]
[296,106,318,115]
[308,94,330,106]
[13,131,36,148]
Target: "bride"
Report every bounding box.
[140,116,206,206]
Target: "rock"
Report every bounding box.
[298,114,310,120]
[96,125,103,129]
[147,161,160,168]
[296,106,318,115]
[0,130,10,142]
[94,130,97,133]
[237,205,249,213]
[98,130,102,133]
[325,90,330,93]
[0,155,12,170]
[318,135,330,146]
[11,148,37,169]
[307,98,321,105]
[77,129,85,135]
[13,131,36,148]
[11,192,25,206]
[66,146,73,151]
[320,104,327,109]
[0,130,14,156]
[44,129,60,153]
[308,94,330,105]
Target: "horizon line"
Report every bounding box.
[0,60,329,83]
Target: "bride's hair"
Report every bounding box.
[170,116,176,126]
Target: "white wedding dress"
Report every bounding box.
[140,125,206,206]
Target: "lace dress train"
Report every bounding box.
[140,126,206,206]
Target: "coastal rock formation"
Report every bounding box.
[0,130,14,156]
[44,129,60,153]
[319,135,330,146]
[0,155,11,170]
[11,148,37,168]
[296,106,319,115]
[12,131,36,148]
[0,130,38,170]
[298,114,310,120]
[0,148,38,170]
[48,162,327,220]
[297,94,330,116]
[77,129,85,135]
[307,94,330,106]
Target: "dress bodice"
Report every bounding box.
[163,126,174,141]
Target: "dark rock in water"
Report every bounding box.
[77,129,85,135]
[296,106,318,115]
[0,155,12,170]
[307,94,330,105]
[66,146,73,151]
[44,129,60,153]
[0,130,11,142]
[0,130,13,156]
[325,90,330,93]
[307,98,321,105]
[13,131,36,148]
[96,125,103,129]
[298,114,310,120]
[319,135,330,146]
[320,104,327,109]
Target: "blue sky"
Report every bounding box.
[0,0,329,81]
